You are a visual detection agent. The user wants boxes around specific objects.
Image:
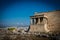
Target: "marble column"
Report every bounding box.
[30,18,33,25]
[37,18,40,24]
[30,18,35,25]
[32,18,34,25]
[34,18,36,24]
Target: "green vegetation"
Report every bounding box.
[8,28,16,31]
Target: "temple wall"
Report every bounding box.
[44,11,60,33]
[29,24,45,33]
[29,10,60,33]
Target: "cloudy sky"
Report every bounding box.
[0,0,60,26]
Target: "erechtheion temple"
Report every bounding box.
[29,10,60,34]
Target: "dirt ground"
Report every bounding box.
[0,34,50,40]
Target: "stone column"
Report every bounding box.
[32,18,34,25]
[34,18,36,24]
[30,18,35,25]
[30,18,33,25]
[37,18,40,24]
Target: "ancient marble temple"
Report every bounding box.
[29,10,60,34]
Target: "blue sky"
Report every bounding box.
[0,0,60,26]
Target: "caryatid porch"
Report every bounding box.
[30,15,44,25]
[29,15,48,33]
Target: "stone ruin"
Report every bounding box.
[29,10,60,34]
